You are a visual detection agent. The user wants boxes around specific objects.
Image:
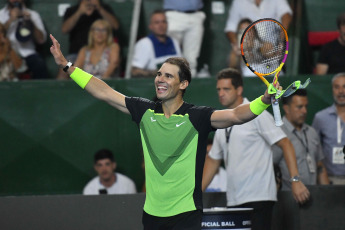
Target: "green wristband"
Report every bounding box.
[250,96,270,115]
[70,67,93,89]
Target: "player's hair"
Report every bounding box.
[94,149,115,163]
[332,72,345,84]
[164,57,192,84]
[282,89,307,105]
[336,12,345,29]
[216,68,243,89]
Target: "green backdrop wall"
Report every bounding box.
[0,75,334,196]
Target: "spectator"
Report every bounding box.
[131,9,182,78]
[228,18,254,77]
[0,0,48,79]
[57,0,119,79]
[225,0,292,68]
[204,138,227,193]
[83,149,136,195]
[312,73,345,185]
[163,0,205,78]
[315,12,345,75]
[272,89,330,190]
[0,22,24,81]
[202,68,309,230]
[74,19,120,79]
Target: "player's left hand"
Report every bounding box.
[263,82,283,104]
[262,81,282,104]
[262,89,271,104]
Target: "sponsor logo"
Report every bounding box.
[176,121,186,127]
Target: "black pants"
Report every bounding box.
[142,210,202,230]
[230,201,275,230]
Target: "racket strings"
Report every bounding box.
[242,20,286,75]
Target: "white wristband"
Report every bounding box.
[63,61,73,72]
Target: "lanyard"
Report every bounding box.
[225,127,233,143]
[293,129,309,153]
[337,116,343,145]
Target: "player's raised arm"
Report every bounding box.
[211,92,271,129]
[49,34,129,114]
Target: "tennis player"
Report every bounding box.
[50,34,274,230]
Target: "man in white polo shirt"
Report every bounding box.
[202,68,309,230]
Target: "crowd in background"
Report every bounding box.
[1,0,344,82]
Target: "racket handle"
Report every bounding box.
[271,96,283,127]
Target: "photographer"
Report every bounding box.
[0,0,48,79]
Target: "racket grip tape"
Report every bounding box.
[70,67,93,89]
[271,96,283,126]
[250,96,270,115]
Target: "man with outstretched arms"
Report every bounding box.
[49,34,308,230]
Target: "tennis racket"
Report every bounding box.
[240,18,288,126]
